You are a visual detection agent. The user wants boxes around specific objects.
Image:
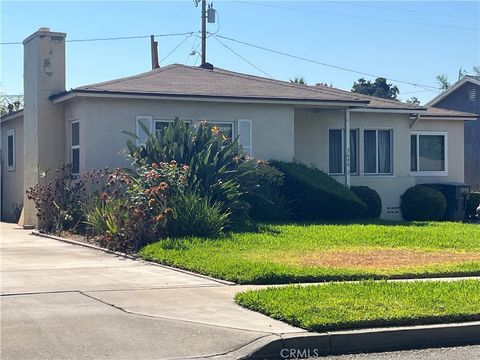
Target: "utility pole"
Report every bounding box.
[194,0,215,67]
[201,0,206,66]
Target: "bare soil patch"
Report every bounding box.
[296,249,480,270]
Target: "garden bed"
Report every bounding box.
[234,280,480,332]
[140,221,480,284]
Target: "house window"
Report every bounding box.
[238,119,252,156]
[71,121,80,174]
[7,129,15,170]
[154,119,191,135]
[328,128,358,174]
[364,129,393,175]
[209,122,234,143]
[411,132,447,175]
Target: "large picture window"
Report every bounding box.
[7,129,15,170]
[71,121,80,174]
[364,129,393,175]
[328,129,358,175]
[411,132,447,175]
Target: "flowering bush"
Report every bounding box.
[26,165,109,233]
[84,161,187,251]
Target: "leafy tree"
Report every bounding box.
[290,76,307,85]
[406,96,421,105]
[436,74,451,91]
[316,82,333,87]
[0,94,23,116]
[351,77,399,100]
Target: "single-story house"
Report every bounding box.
[426,75,480,190]
[1,28,478,225]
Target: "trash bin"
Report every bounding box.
[423,183,471,221]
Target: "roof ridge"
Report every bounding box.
[76,64,179,90]
[187,65,366,102]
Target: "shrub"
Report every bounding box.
[26,165,108,233]
[168,193,230,238]
[466,192,480,219]
[124,118,248,226]
[401,186,447,221]
[351,186,382,219]
[83,162,186,251]
[238,159,292,221]
[269,161,366,220]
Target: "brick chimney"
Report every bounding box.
[23,27,66,227]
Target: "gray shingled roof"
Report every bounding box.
[55,64,474,117]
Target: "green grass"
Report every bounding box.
[140,222,480,284]
[234,280,480,331]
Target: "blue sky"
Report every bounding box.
[1,1,479,104]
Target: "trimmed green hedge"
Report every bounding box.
[269,161,366,220]
[401,186,447,221]
[351,186,382,219]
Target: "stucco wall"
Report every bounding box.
[411,119,465,184]
[64,97,295,172]
[294,109,416,220]
[1,116,24,222]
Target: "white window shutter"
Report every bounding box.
[238,119,252,156]
[136,116,153,145]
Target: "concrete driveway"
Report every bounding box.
[0,222,303,360]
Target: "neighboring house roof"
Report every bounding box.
[426,75,480,107]
[0,109,24,123]
[420,106,479,121]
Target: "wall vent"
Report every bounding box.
[386,206,400,214]
[468,88,477,102]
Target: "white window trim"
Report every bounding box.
[135,115,154,145]
[411,131,448,177]
[238,119,252,156]
[6,128,15,171]
[153,118,193,128]
[328,127,360,176]
[70,120,80,175]
[363,128,394,176]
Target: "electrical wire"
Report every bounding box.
[215,34,440,91]
[160,33,194,64]
[213,35,272,78]
[231,1,478,32]
[0,32,195,45]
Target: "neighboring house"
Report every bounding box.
[426,76,480,190]
[1,28,478,224]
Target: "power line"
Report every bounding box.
[335,1,478,20]
[0,32,195,45]
[160,33,194,63]
[213,35,272,78]
[216,34,440,91]
[232,1,478,32]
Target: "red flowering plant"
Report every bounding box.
[84,161,187,251]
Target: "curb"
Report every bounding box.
[31,231,235,286]
[218,321,480,359]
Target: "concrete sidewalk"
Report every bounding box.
[0,222,303,360]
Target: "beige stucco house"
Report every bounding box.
[1,28,478,225]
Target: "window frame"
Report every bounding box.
[153,118,192,134]
[363,128,394,176]
[70,120,80,175]
[411,131,448,177]
[328,127,359,175]
[6,128,15,171]
[237,119,252,156]
[204,120,235,142]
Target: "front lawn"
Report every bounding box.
[140,222,480,284]
[234,280,480,331]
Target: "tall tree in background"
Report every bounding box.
[436,65,480,91]
[0,94,23,116]
[406,96,421,105]
[436,74,451,91]
[290,76,307,85]
[351,77,399,100]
